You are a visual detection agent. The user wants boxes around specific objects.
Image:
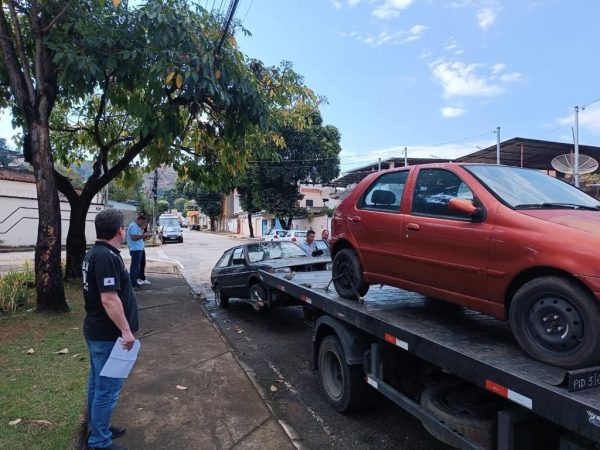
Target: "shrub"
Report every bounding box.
[0,263,35,313]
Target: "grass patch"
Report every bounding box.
[0,263,35,313]
[0,281,88,450]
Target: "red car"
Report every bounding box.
[330,163,600,368]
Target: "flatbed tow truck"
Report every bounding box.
[257,269,600,450]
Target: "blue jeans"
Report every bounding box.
[129,250,143,287]
[87,339,125,449]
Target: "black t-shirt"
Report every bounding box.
[82,241,139,341]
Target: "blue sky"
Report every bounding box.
[1,0,599,173]
[233,0,600,171]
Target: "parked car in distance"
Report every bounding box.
[330,162,600,368]
[262,228,286,241]
[280,230,308,243]
[211,241,331,311]
[158,214,183,244]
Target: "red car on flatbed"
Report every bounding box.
[330,162,600,368]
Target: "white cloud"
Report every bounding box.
[491,63,505,74]
[444,37,464,55]
[331,0,361,8]
[477,7,497,30]
[342,24,426,46]
[430,60,504,98]
[441,106,467,118]
[499,72,523,82]
[428,59,522,99]
[558,107,600,135]
[372,0,415,20]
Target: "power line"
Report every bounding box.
[582,97,600,109]
[241,0,254,24]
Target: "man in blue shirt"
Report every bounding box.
[126,215,150,289]
[298,229,317,256]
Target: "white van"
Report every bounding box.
[158,214,183,244]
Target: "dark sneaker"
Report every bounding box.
[88,443,129,450]
[110,425,127,439]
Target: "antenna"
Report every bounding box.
[551,154,598,178]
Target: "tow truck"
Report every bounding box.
[257,270,600,450]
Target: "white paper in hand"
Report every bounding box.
[99,338,141,378]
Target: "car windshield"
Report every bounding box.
[246,241,308,263]
[161,218,180,227]
[465,165,600,209]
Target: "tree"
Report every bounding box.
[45,0,271,278]
[252,109,341,229]
[181,180,221,231]
[174,197,187,213]
[157,199,170,215]
[0,1,77,311]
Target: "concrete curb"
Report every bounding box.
[184,277,306,449]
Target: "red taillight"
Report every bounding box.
[292,237,296,241]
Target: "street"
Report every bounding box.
[150,229,451,450]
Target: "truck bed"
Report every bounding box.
[258,269,600,444]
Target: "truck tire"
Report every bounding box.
[214,285,229,308]
[332,248,369,299]
[318,335,367,413]
[510,276,600,368]
[420,383,497,450]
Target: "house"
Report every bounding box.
[0,168,104,247]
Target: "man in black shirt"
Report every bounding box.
[83,209,138,450]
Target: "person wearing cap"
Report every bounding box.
[126,214,151,289]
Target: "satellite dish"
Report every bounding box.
[551,153,599,175]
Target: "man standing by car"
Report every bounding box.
[83,209,138,450]
[127,214,150,289]
[299,229,317,256]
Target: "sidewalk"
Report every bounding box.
[109,273,296,449]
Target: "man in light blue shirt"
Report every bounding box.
[298,229,317,256]
[126,214,150,289]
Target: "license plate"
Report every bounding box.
[567,367,600,392]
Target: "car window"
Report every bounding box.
[231,247,245,264]
[216,250,233,268]
[359,171,408,212]
[411,169,474,220]
[246,241,308,261]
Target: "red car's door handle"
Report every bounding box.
[406,223,420,231]
[348,216,362,222]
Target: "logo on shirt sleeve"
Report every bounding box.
[103,277,116,286]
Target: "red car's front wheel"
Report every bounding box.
[332,248,369,299]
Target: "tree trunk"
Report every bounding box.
[30,124,69,312]
[247,212,254,238]
[64,196,91,280]
[286,216,293,230]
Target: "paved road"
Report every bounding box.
[153,229,451,450]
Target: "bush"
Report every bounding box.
[0,263,35,313]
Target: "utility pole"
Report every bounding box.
[378,157,381,171]
[574,106,580,187]
[215,0,241,56]
[404,147,408,166]
[152,168,158,244]
[496,126,501,165]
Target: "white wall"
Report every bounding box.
[0,179,104,247]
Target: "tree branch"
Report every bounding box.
[53,168,79,203]
[8,0,35,102]
[42,2,72,33]
[81,134,155,199]
[0,4,33,125]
